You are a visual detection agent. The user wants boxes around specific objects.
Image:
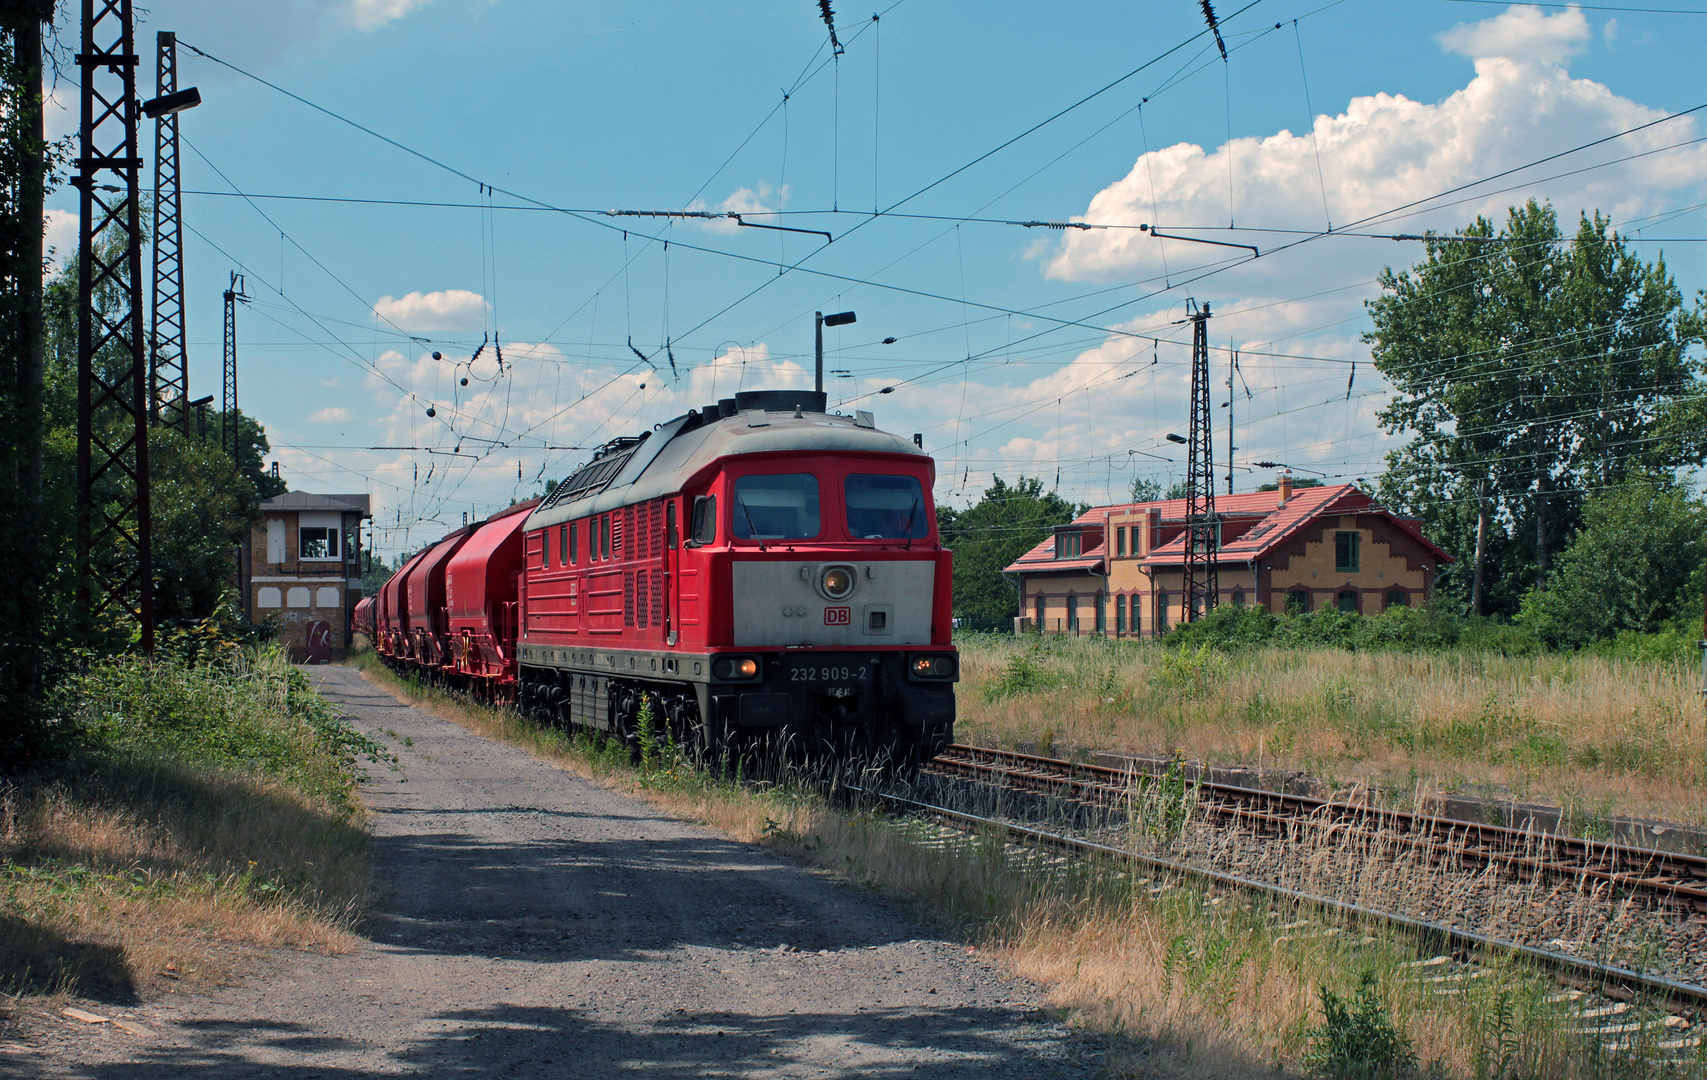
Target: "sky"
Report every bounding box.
[41,0,1707,560]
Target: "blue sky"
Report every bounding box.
[43,1,1707,559]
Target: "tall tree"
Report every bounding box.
[1368,200,1701,615]
[0,1,55,762]
[939,476,1081,628]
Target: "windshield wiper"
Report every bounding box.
[737,494,766,551]
[902,495,921,550]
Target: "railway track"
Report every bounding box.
[925,743,1707,915]
[856,781,1707,1054]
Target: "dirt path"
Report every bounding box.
[11,665,1104,1078]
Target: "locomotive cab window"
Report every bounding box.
[690,496,716,545]
[568,522,578,564]
[845,474,927,539]
[601,515,611,560]
[731,473,820,540]
[559,524,568,566]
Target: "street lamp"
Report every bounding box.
[141,86,201,119]
[815,310,856,393]
[1165,433,1187,445]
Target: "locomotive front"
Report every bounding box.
[516,389,955,764]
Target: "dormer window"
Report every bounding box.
[1055,531,1082,559]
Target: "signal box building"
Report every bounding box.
[1003,477,1451,637]
[242,491,372,661]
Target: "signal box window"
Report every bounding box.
[299,526,339,560]
[732,474,820,540]
[1335,530,1360,572]
[1337,589,1358,613]
[1386,589,1408,609]
[845,474,926,539]
[1287,589,1311,614]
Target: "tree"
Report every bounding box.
[1368,200,1703,616]
[1130,477,1190,502]
[1517,479,1706,648]
[939,476,1081,627]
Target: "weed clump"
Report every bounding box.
[983,650,1051,702]
[1301,972,1417,1080]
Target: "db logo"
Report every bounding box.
[824,606,852,626]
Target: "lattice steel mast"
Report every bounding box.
[222,271,245,457]
[1183,300,1217,621]
[75,0,152,650]
[148,30,186,432]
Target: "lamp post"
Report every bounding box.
[815,310,856,393]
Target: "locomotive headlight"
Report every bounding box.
[909,655,957,680]
[713,656,759,680]
[819,564,857,601]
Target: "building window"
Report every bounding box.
[1055,532,1082,559]
[1337,589,1359,614]
[1034,594,1045,631]
[1066,594,1079,633]
[1335,530,1360,572]
[1129,594,1140,635]
[299,526,339,560]
[1231,589,1245,607]
[1115,594,1126,634]
[1155,593,1168,633]
[1191,519,1220,554]
[1116,527,1126,557]
[286,587,311,609]
[257,587,282,609]
[1386,589,1409,609]
[315,587,341,608]
[1287,589,1311,614]
[1094,591,1106,633]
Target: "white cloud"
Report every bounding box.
[309,406,353,423]
[685,183,790,234]
[44,210,76,263]
[372,289,488,331]
[347,0,433,30]
[1045,21,1703,287]
[1438,4,1589,66]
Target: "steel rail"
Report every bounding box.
[859,785,1707,1013]
[930,744,1707,912]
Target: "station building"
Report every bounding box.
[1003,476,1452,637]
[240,491,372,661]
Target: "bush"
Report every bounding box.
[1301,972,1417,1080]
[1148,643,1229,695]
[47,647,391,809]
[982,650,1052,702]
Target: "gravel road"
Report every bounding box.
[10,665,1104,1078]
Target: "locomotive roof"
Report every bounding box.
[525,389,926,530]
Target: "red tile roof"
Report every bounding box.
[1001,483,1452,575]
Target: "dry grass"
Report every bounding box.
[959,633,1707,826]
[355,655,1689,1078]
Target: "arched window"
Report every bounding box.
[1287,589,1311,614]
[1035,594,1045,631]
[1094,591,1106,633]
[1115,594,1127,635]
[1231,589,1245,607]
[1386,589,1409,610]
[1130,594,1140,635]
[1337,589,1358,614]
[1155,592,1168,632]
[1067,594,1079,633]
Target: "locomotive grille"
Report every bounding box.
[650,569,663,628]
[636,568,649,629]
[623,569,636,627]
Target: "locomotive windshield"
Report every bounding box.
[845,474,927,539]
[731,473,821,539]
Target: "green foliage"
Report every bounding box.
[982,649,1051,702]
[1148,643,1229,695]
[1159,603,1549,656]
[939,475,1081,625]
[1517,479,1707,648]
[1369,200,1705,617]
[48,647,393,809]
[1301,972,1417,1080]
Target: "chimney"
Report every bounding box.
[1278,471,1293,506]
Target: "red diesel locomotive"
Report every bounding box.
[370,389,957,762]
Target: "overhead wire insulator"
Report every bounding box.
[818,0,844,55]
[1200,0,1228,61]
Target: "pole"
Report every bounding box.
[222,271,245,458]
[1226,348,1235,496]
[149,29,187,432]
[814,311,823,394]
[1183,301,1217,622]
[76,0,153,651]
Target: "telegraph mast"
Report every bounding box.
[1182,300,1218,621]
[149,30,189,432]
[222,271,246,457]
